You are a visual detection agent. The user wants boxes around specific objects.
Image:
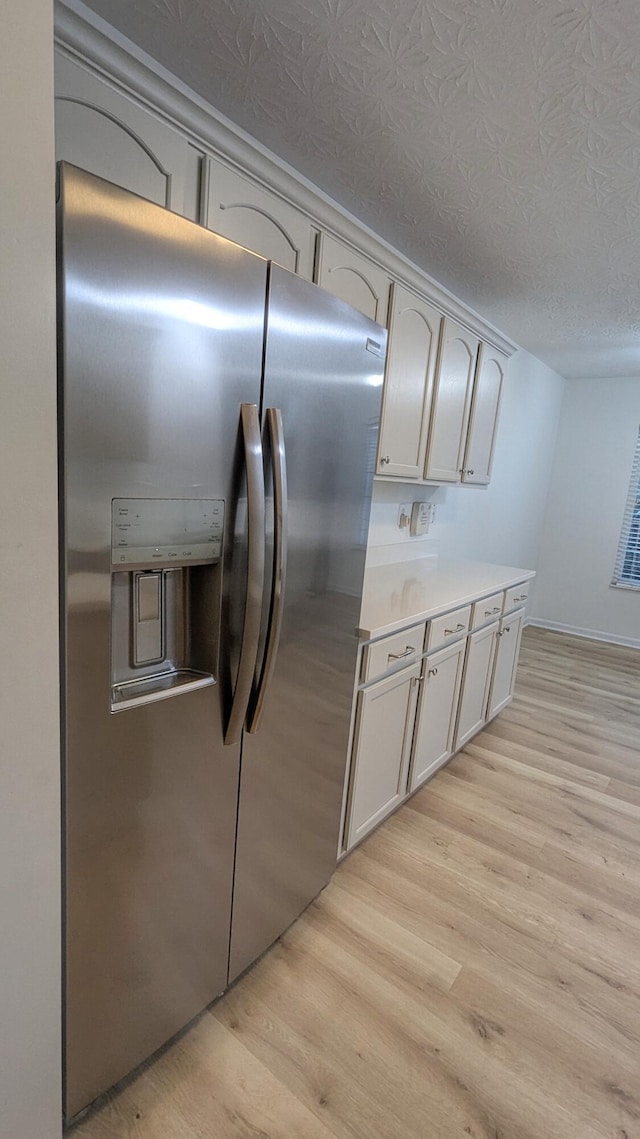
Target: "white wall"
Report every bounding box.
[367,350,565,574]
[531,377,640,646]
[0,3,61,1137]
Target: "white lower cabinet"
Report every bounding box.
[454,621,499,749]
[343,582,532,854]
[487,608,525,718]
[346,662,421,848]
[408,639,466,792]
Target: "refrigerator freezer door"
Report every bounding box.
[58,164,268,1119]
[229,265,386,982]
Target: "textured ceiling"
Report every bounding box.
[81,0,640,378]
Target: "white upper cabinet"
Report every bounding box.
[462,344,507,485]
[425,319,480,483]
[376,285,442,479]
[205,158,317,278]
[316,234,391,324]
[54,54,197,217]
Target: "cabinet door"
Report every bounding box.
[462,344,507,485]
[376,284,442,479]
[487,609,525,719]
[316,234,391,324]
[409,639,466,792]
[425,319,480,483]
[205,158,317,278]
[346,665,421,849]
[454,622,499,750]
[54,53,197,217]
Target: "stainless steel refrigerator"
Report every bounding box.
[58,163,386,1120]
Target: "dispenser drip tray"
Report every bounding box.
[111,669,215,712]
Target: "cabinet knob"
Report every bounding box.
[428,666,438,677]
[380,455,390,465]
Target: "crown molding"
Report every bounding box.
[54,0,517,356]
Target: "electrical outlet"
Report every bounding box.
[410,501,432,536]
[397,503,411,530]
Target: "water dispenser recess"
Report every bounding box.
[109,498,223,712]
[111,498,225,567]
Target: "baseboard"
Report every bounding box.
[526,618,640,650]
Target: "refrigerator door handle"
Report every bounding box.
[225,403,266,745]
[247,407,288,734]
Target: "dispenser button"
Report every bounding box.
[138,573,161,622]
[133,572,164,666]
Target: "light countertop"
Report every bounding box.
[359,557,535,640]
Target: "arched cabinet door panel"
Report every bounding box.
[462,345,507,485]
[425,318,480,483]
[376,284,442,479]
[316,234,391,325]
[54,53,196,216]
[205,158,317,279]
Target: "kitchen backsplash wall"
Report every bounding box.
[365,480,445,567]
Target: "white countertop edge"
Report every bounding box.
[358,558,536,641]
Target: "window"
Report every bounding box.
[612,427,640,589]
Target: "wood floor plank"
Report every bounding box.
[337,848,640,1058]
[72,627,640,1139]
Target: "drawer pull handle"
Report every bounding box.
[484,606,501,616]
[515,594,527,602]
[428,667,438,677]
[444,623,465,635]
[387,645,416,661]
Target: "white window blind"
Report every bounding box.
[612,427,640,589]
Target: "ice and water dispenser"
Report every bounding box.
[110,498,224,711]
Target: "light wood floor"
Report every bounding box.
[72,628,640,1139]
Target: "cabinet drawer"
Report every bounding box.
[362,623,426,683]
[471,591,503,630]
[425,605,471,653]
[504,582,530,613]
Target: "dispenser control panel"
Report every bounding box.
[111,498,225,566]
